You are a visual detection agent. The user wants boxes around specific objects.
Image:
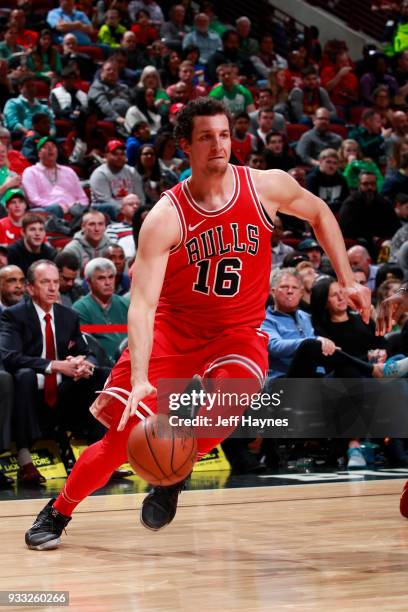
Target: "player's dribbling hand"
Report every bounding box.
[376,292,406,336]
[343,282,371,324]
[117,381,157,431]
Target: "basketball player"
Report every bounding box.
[25,98,370,550]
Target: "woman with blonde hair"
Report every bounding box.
[136,65,170,112]
[339,138,384,190]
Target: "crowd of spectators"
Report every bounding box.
[0,0,407,484]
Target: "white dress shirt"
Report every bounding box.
[32,302,61,389]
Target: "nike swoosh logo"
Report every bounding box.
[188,220,206,231]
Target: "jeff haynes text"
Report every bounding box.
[168,415,289,427]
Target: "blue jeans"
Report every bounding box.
[31,204,64,218]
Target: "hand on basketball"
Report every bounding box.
[342,282,371,324]
[376,292,408,336]
[117,381,157,431]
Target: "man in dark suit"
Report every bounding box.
[0,260,109,484]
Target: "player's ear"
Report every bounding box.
[179,137,190,156]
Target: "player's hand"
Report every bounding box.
[317,336,338,356]
[117,381,156,431]
[376,292,408,335]
[342,282,371,324]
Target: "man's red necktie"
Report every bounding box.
[44,313,57,408]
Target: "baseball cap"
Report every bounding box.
[106,139,125,153]
[298,238,321,251]
[37,136,57,151]
[2,188,26,205]
[169,102,185,115]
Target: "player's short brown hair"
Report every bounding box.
[174,97,233,143]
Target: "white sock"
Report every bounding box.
[17,448,32,467]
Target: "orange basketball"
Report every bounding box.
[127,414,197,486]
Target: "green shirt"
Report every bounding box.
[209,83,253,114]
[73,293,128,365]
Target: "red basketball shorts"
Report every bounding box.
[90,321,268,429]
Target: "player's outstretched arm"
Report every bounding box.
[253,169,371,323]
[117,196,181,431]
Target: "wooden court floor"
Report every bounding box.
[2,479,408,611]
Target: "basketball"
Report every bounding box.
[127,414,198,486]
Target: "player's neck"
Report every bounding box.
[188,164,233,211]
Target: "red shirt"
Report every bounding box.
[16,30,38,49]
[320,66,359,106]
[130,24,158,45]
[0,217,22,246]
[8,150,31,175]
[159,164,273,334]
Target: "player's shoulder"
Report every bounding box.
[249,167,297,189]
[138,194,181,249]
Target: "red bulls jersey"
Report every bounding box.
[157,164,273,335]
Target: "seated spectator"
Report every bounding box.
[8,8,38,49]
[182,13,222,65]
[126,120,155,167]
[0,189,27,246]
[385,111,408,170]
[103,244,130,295]
[0,260,107,483]
[129,0,164,29]
[136,143,178,206]
[88,60,132,130]
[271,214,294,269]
[109,48,140,89]
[90,139,145,219]
[26,29,62,84]
[166,60,207,102]
[264,131,299,171]
[131,8,159,48]
[231,111,256,165]
[360,52,399,106]
[97,8,126,48]
[372,85,394,129]
[166,80,189,105]
[349,109,386,165]
[136,66,171,112]
[319,50,359,110]
[246,151,267,170]
[61,33,96,82]
[296,107,343,166]
[47,0,94,46]
[63,210,112,271]
[7,213,56,276]
[21,112,52,164]
[339,171,400,257]
[0,264,25,307]
[155,132,184,176]
[22,137,88,218]
[0,142,22,203]
[381,152,408,202]
[393,50,408,102]
[0,25,25,62]
[394,192,408,224]
[0,127,31,176]
[386,135,408,181]
[250,33,287,80]
[390,196,408,261]
[288,66,337,124]
[347,245,378,291]
[3,75,55,138]
[235,16,258,56]
[206,29,256,84]
[201,1,227,37]
[249,88,286,135]
[55,250,83,307]
[339,138,384,191]
[306,148,349,213]
[73,257,128,365]
[209,64,255,115]
[284,49,307,92]
[268,69,289,112]
[298,238,323,271]
[105,193,140,258]
[296,260,318,312]
[63,110,106,176]
[160,50,182,89]
[120,30,149,73]
[125,87,163,136]
[50,65,88,120]
[254,108,286,149]
[160,4,191,49]
[261,269,376,379]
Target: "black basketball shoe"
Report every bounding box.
[140,478,189,531]
[25,498,71,550]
